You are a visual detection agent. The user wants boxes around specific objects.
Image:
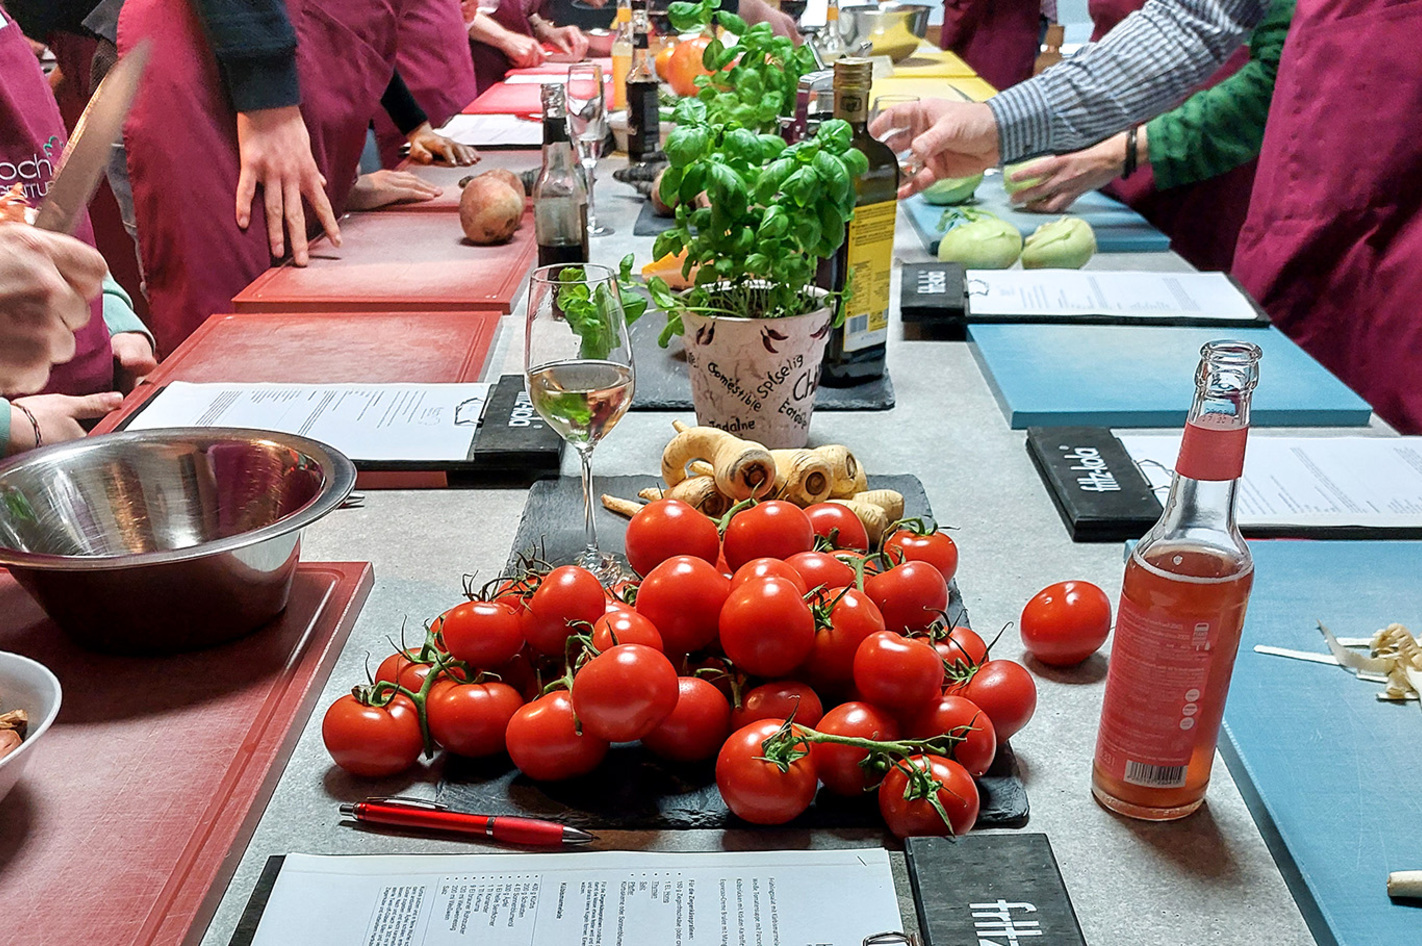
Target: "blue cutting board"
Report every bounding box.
[1220,540,1422,946]
[967,323,1372,428]
[903,176,1171,256]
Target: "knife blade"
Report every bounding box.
[34,40,151,235]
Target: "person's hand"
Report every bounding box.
[870,99,1000,198]
[544,25,590,59]
[7,392,123,453]
[406,122,480,166]
[0,224,105,394]
[1008,134,1127,213]
[501,32,547,68]
[738,0,802,42]
[110,332,157,393]
[346,170,445,211]
[234,105,342,266]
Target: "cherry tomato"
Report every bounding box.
[642,676,733,762]
[731,680,824,730]
[437,599,525,668]
[878,754,979,838]
[1019,580,1112,666]
[719,576,815,677]
[721,501,815,572]
[571,643,680,742]
[903,694,997,777]
[636,555,731,654]
[801,588,885,693]
[730,557,809,595]
[493,646,542,702]
[853,631,944,712]
[625,498,721,576]
[322,694,423,777]
[884,527,959,583]
[375,650,466,691]
[524,565,606,656]
[785,550,857,592]
[591,609,664,651]
[425,680,524,757]
[934,625,988,676]
[811,701,900,796]
[961,659,1037,742]
[715,719,818,824]
[865,561,949,634]
[505,691,609,780]
[803,503,869,551]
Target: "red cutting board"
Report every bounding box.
[385,151,541,213]
[463,78,614,116]
[232,210,535,313]
[0,562,374,946]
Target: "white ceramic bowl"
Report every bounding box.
[0,651,62,805]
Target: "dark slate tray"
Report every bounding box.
[632,200,676,236]
[434,473,1030,830]
[627,310,896,411]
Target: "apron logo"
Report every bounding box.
[0,146,55,200]
[42,135,60,157]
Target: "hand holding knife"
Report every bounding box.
[340,796,595,847]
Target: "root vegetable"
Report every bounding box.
[771,449,833,506]
[815,444,866,498]
[1388,871,1422,900]
[1021,217,1096,269]
[662,425,776,501]
[921,173,983,205]
[601,494,643,518]
[637,476,732,516]
[479,167,527,197]
[852,489,904,522]
[829,499,889,546]
[937,213,1022,268]
[460,174,523,244]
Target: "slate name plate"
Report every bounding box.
[1025,426,1163,542]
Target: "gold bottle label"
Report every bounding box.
[841,200,895,352]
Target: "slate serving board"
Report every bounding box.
[633,200,676,236]
[436,473,1030,830]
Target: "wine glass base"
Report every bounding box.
[576,548,628,586]
[589,225,615,237]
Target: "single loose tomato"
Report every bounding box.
[571,643,680,742]
[853,631,945,712]
[803,503,870,551]
[878,754,979,837]
[884,527,959,583]
[524,565,606,656]
[721,501,815,572]
[426,681,524,757]
[801,588,885,693]
[715,719,818,824]
[591,609,664,651]
[811,701,900,796]
[785,550,857,591]
[731,680,824,730]
[505,691,609,780]
[865,561,950,634]
[322,694,423,777]
[437,599,525,668]
[667,35,712,97]
[642,676,733,761]
[719,576,815,677]
[636,555,731,653]
[933,625,988,676]
[730,557,809,595]
[1019,580,1111,666]
[625,498,721,576]
[961,659,1037,742]
[903,693,997,777]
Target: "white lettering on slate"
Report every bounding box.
[969,899,1042,944]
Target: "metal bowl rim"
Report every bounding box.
[840,2,932,12]
[0,427,356,571]
[0,650,63,773]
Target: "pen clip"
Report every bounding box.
[367,795,450,811]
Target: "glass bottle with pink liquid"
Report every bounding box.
[1092,339,1262,821]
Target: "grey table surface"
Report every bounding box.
[190,155,1364,946]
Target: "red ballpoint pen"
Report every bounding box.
[339,796,596,847]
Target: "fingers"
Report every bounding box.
[263,178,286,258]
[898,163,939,199]
[284,179,309,266]
[67,391,125,419]
[236,164,257,231]
[307,175,341,249]
[453,143,480,166]
[32,230,106,316]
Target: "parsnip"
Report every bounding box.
[637,476,731,516]
[852,489,904,522]
[816,444,867,498]
[829,499,889,546]
[601,494,643,518]
[662,425,776,501]
[771,449,833,506]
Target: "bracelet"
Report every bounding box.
[13,402,41,449]
[1123,125,1139,179]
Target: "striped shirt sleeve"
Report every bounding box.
[988,0,1273,161]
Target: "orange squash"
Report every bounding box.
[655,41,677,82]
[667,35,713,98]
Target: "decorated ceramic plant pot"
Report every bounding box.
[681,303,833,449]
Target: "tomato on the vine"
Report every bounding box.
[933,625,987,675]
[375,650,465,692]
[785,550,857,592]
[322,694,423,777]
[636,555,731,654]
[903,693,997,777]
[715,719,818,825]
[719,576,815,677]
[865,561,949,634]
[591,609,663,651]
[803,503,869,551]
[571,643,680,742]
[425,680,524,758]
[642,676,732,762]
[801,588,885,694]
[524,566,606,656]
[721,501,815,572]
[811,701,900,796]
[878,754,979,838]
[1019,580,1111,666]
[730,557,808,595]
[883,527,959,583]
[505,691,609,780]
[960,659,1037,742]
[853,631,944,712]
[437,599,525,668]
[731,680,824,730]
[624,498,721,576]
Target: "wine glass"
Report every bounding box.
[565,62,613,236]
[869,94,920,178]
[524,263,635,583]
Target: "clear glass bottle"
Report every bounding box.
[1091,339,1262,821]
[610,0,633,111]
[533,83,589,267]
[626,0,662,164]
[817,0,847,62]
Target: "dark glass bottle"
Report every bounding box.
[533,83,589,267]
[625,0,662,164]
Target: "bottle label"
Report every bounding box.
[627,82,660,160]
[1176,413,1248,481]
[840,200,895,352]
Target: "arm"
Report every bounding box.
[465,8,547,69]
[101,275,158,390]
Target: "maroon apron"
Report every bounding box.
[374,0,480,168]
[117,0,399,355]
[940,0,1039,93]
[1234,0,1422,433]
[0,16,114,398]
[1090,0,1257,270]
[473,0,544,93]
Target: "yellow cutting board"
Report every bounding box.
[872,75,997,103]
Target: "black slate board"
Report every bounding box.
[627,310,897,411]
[435,473,1030,830]
[633,200,677,236]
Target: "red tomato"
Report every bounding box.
[731,680,824,730]
[884,528,959,583]
[934,625,988,676]
[426,681,524,757]
[636,555,731,653]
[625,498,721,576]
[375,650,466,692]
[322,694,423,777]
[962,659,1037,741]
[785,550,857,591]
[571,643,680,742]
[878,754,979,837]
[1019,580,1111,666]
[853,631,944,712]
[811,701,900,796]
[903,694,997,777]
[437,599,525,668]
[721,501,815,572]
[801,588,885,693]
[730,557,809,595]
[865,561,950,634]
[803,503,869,551]
[492,647,542,702]
[715,719,818,824]
[505,691,609,780]
[524,566,606,656]
[642,676,732,762]
[719,576,815,677]
[591,609,664,651]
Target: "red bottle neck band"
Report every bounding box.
[1176,415,1248,481]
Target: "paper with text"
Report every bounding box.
[249,849,901,946]
[438,113,543,146]
[126,381,490,462]
[967,270,1260,321]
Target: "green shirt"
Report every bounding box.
[1146,0,1296,191]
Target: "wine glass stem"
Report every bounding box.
[577,443,599,561]
[583,160,599,232]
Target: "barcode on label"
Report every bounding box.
[1124,761,1187,788]
[847,315,869,335]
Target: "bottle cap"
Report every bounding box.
[833,58,872,92]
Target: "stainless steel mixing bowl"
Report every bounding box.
[0,429,355,653]
[839,3,931,62]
